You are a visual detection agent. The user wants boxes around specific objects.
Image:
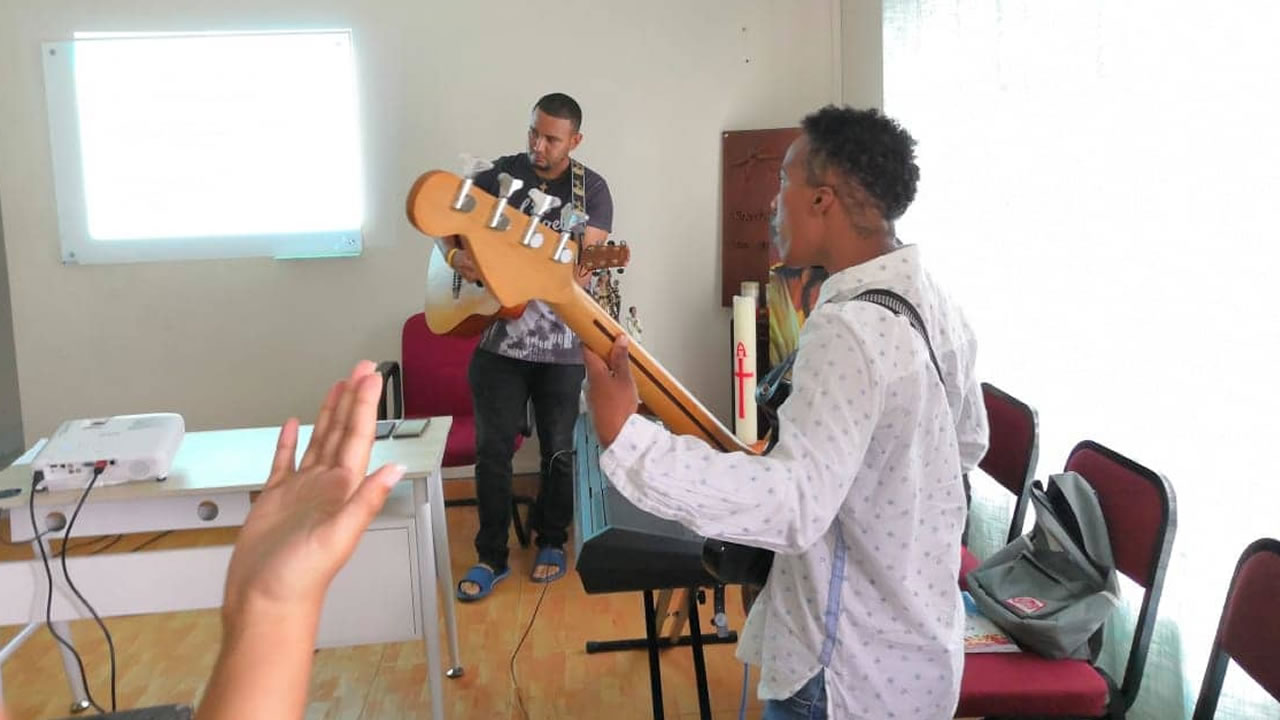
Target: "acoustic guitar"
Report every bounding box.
[424,240,631,336]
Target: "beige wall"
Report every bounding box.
[0,0,883,448]
[0,198,22,464]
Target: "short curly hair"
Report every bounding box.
[534,93,583,132]
[801,106,919,222]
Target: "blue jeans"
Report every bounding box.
[762,670,826,720]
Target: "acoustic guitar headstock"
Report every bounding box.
[579,241,631,272]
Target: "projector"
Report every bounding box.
[32,413,185,492]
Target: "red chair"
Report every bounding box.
[957,440,1177,719]
[1191,537,1280,718]
[960,382,1040,589]
[377,312,532,547]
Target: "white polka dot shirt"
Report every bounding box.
[599,245,989,719]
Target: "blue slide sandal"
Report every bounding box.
[530,547,567,583]
[456,564,510,602]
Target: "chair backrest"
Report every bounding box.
[401,313,480,419]
[1064,440,1177,712]
[1192,538,1280,719]
[976,382,1039,543]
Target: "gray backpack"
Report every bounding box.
[965,471,1121,660]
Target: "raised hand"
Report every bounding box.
[222,360,406,622]
[200,361,405,720]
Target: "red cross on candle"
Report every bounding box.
[734,342,754,419]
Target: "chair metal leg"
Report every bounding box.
[51,620,91,713]
[512,496,532,548]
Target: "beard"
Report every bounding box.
[529,151,552,169]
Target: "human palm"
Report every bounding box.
[222,363,406,618]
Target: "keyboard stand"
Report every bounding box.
[585,587,737,720]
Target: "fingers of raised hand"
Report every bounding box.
[300,382,344,471]
[336,372,384,478]
[316,361,377,469]
[330,463,406,547]
[267,418,301,488]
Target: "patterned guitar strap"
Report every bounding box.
[573,159,621,320]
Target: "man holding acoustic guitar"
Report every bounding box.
[447,93,614,600]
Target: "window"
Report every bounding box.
[42,30,364,264]
[885,2,1280,716]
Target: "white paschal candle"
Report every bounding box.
[732,293,758,443]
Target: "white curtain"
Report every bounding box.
[883,1,1280,718]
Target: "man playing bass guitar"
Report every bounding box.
[584,106,988,720]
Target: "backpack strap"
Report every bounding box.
[760,288,943,397]
[849,289,945,388]
[755,287,945,454]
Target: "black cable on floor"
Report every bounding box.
[30,470,106,714]
[510,580,551,720]
[60,464,118,712]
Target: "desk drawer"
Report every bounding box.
[317,526,418,647]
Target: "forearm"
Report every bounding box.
[599,312,880,553]
[600,416,843,553]
[197,605,320,720]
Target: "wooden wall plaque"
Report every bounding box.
[720,127,801,307]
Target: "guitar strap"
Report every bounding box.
[571,158,586,230]
[573,158,622,319]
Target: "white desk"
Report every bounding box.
[0,418,459,720]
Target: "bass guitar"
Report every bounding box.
[408,168,778,606]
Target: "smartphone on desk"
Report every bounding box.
[391,418,429,438]
[374,419,398,439]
